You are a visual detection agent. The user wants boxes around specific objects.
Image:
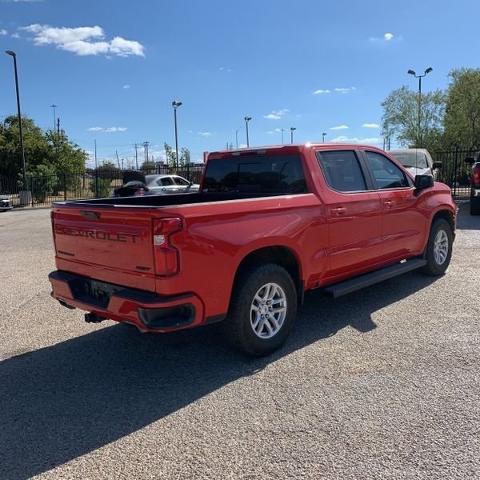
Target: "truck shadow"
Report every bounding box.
[0,272,437,479]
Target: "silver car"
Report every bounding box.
[145,174,200,194]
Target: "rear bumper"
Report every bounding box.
[48,270,205,332]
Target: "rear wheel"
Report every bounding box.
[224,264,297,356]
[421,218,453,276]
[470,197,480,215]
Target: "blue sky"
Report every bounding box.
[1,0,479,167]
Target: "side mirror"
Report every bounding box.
[432,161,442,169]
[414,174,434,193]
[465,157,475,165]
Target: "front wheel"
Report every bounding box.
[421,218,453,276]
[224,264,297,356]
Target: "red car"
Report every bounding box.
[49,144,456,355]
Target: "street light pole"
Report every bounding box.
[281,128,284,144]
[50,104,58,133]
[5,50,27,187]
[172,100,182,170]
[322,132,327,143]
[408,67,433,148]
[244,116,252,147]
[290,127,296,144]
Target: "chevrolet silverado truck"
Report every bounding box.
[49,144,456,355]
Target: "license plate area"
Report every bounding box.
[69,277,122,308]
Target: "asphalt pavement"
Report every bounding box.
[0,204,479,480]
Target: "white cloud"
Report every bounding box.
[219,66,232,72]
[87,126,127,133]
[267,128,283,134]
[331,135,381,145]
[313,89,331,95]
[313,87,355,95]
[198,131,212,137]
[122,84,131,89]
[369,32,401,43]
[264,109,289,120]
[11,32,20,38]
[0,29,7,36]
[334,87,356,94]
[20,24,145,57]
[330,124,349,131]
[362,123,380,129]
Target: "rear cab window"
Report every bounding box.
[203,154,308,194]
[316,150,367,192]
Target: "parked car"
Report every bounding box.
[145,174,200,194]
[389,148,441,178]
[0,195,12,212]
[465,155,480,215]
[49,144,456,356]
[113,172,199,197]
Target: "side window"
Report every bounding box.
[316,150,367,192]
[365,151,409,189]
[159,177,174,186]
[173,176,190,186]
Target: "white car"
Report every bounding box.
[145,174,200,194]
[389,148,441,178]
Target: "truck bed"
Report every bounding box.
[57,192,285,208]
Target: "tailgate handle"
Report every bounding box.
[80,210,100,220]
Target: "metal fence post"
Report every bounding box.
[63,173,67,201]
[95,171,99,198]
[30,176,34,207]
[453,145,459,197]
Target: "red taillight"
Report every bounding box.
[152,218,183,276]
[472,165,480,186]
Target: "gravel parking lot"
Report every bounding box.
[0,205,479,480]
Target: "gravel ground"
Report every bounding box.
[0,204,479,480]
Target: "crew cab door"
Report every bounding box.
[315,149,383,279]
[362,150,426,259]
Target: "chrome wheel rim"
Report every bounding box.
[250,283,287,339]
[433,229,449,265]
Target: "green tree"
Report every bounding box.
[164,142,176,168]
[381,86,446,150]
[180,147,191,166]
[0,115,88,182]
[443,68,480,149]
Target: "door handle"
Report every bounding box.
[332,207,346,215]
[384,200,394,208]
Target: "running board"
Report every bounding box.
[324,259,427,298]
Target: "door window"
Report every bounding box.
[316,150,367,192]
[158,177,174,186]
[173,176,190,186]
[365,151,409,189]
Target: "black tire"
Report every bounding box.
[224,263,297,356]
[421,218,453,276]
[470,199,480,215]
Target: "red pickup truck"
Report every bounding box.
[49,144,456,355]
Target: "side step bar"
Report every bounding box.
[324,259,427,298]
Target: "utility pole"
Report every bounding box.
[322,132,327,143]
[281,128,284,144]
[143,141,150,164]
[94,140,98,169]
[115,149,120,169]
[244,116,252,147]
[290,127,296,144]
[134,143,139,170]
[57,117,61,135]
[235,129,239,149]
[5,50,27,188]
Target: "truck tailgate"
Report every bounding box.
[53,206,157,291]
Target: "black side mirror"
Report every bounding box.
[414,174,434,193]
[432,161,442,169]
[465,157,475,165]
